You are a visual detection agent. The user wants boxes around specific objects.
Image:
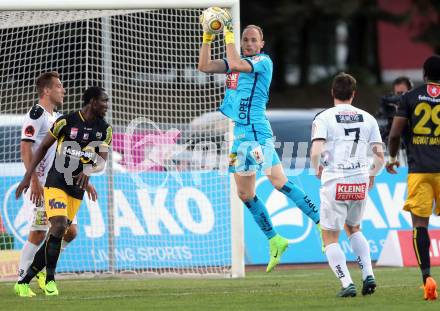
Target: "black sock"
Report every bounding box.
[45,234,62,283]
[18,241,47,284]
[413,227,431,284]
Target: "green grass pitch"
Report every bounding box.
[2,266,439,310]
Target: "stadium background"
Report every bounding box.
[0,1,439,308]
[1,0,439,268]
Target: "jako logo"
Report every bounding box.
[49,199,66,209]
[255,176,313,244]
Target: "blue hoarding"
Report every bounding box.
[244,168,440,264]
[1,172,231,272]
[2,168,439,270]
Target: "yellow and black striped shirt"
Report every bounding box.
[45,110,112,199]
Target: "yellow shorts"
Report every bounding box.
[403,173,440,217]
[44,187,82,221]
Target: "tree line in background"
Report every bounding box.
[240,0,440,90]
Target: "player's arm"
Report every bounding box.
[197,10,227,74]
[85,182,98,201]
[93,125,112,174]
[368,118,385,178]
[310,114,327,178]
[15,133,56,199]
[198,41,228,73]
[225,44,252,73]
[20,108,47,203]
[76,126,112,189]
[386,93,409,174]
[75,151,108,190]
[20,141,44,204]
[223,23,253,73]
[310,139,325,178]
[369,142,385,189]
[386,116,407,174]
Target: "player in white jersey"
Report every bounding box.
[16,72,97,296]
[310,73,384,297]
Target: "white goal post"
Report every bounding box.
[0,0,243,278]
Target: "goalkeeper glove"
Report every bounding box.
[222,10,234,45]
[199,11,215,44]
[203,32,215,44]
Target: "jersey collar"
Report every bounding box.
[37,102,55,116]
[78,110,86,122]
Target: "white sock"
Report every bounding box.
[17,241,39,281]
[349,231,374,280]
[325,243,353,288]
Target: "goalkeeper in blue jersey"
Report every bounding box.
[197,9,320,272]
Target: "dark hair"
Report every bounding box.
[423,55,440,81]
[392,76,413,90]
[332,72,356,101]
[36,71,60,97]
[243,24,264,40]
[83,86,105,106]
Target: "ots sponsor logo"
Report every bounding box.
[48,199,66,210]
[335,113,364,123]
[255,176,313,244]
[63,146,95,160]
[61,145,97,165]
[427,84,440,98]
[226,72,239,90]
[70,127,78,139]
[24,125,35,137]
[335,183,366,201]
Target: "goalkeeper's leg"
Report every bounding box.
[266,164,320,224]
[234,173,288,272]
[234,173,276,239]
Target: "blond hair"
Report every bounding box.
[36,71,60,97]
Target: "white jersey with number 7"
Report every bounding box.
[311,104,382,183]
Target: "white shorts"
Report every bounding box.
[319,174,369,231]
[23,189,78,232]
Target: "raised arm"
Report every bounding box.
[223,19,253,73]
[197,10,227,74]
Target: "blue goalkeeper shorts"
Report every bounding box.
[228,120,281,173]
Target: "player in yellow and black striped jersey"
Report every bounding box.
[15,86,112,297]
[386,55,440,301]
[45,103,112,202]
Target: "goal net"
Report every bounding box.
[0,2,243,279]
